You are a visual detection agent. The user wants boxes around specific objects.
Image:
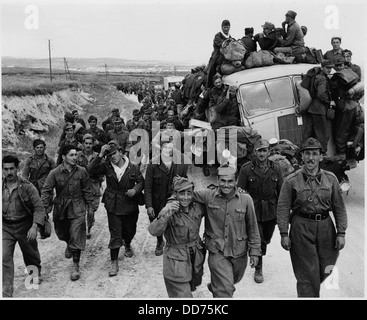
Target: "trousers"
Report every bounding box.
[208,252,248,298]
[2,217,41,297]
[289,215,339,297]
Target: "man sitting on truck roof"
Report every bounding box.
[254,22,280,52]
[273,10,305,62]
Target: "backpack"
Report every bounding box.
[220,38,247,61]
[300,66,322,98]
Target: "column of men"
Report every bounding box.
[3,116,348,299]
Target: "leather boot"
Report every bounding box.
[65,245,72,259]
[70,262,80,281]
[124,244,133,258]
[108,260,119,277]
[254,264,264,283]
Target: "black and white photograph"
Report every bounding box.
[1,0,365,305]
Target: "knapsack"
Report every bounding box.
[300,66,322,98]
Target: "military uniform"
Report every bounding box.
[22,154,56,195]
[238,158,284,256]
[41,164,93,252]
[149,196,206,298]
[76,150,102,233]
[277,138,347,297]
[106,129,132,153]
[2,177,46,297]
[193,187,261,297]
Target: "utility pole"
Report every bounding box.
[105,63,109,82]
[48,39,53,82]
[64,57,72,80]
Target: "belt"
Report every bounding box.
[166,239,200,249]
[2,216,30,224]
[297,211,329,221]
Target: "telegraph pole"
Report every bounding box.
[64,57,72,80]
[48,39,53,82]
[105,63,109,82]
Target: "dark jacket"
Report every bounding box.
[308,71,332,115]
[237,159,284,222]
[41,164,93,219]
[240,35,257,52]
[211,95,240,130]
[254,31,279,51]
[144,161,188,213]
[88,156,144,215]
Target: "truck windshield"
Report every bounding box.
[239,77,295,117]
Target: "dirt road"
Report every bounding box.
[10,89,365,299]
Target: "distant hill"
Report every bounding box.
[1,56,201,73]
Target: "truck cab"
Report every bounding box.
[222,63,360,187]
[188,64,360,190]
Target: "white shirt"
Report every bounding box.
[111,155,129,182]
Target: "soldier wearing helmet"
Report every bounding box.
[277,137,348,297]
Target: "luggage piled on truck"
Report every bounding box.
[244,50,275,69]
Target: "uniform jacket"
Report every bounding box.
[144,161,188,213]
[323,48,344,64]
[3,176,45,226]
[277,168,347,236]
[41,164,93,220]
[106,129,132,153]
[281,21,304,48]
[308,71,332,115]
[193,188,261,258]
[22,154,56,194]
[254,31,279,51]
[88,156,144,215]
[148,197,206,282]
[238,159,284,222]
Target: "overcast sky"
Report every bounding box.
[1,0,366,65]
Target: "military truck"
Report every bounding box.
[188,63,362,192]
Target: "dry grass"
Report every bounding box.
[2,75,80,97]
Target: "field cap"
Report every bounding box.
[300,138,322,151]
[112,108,120,113]
[105,140,120,157]
[82,133,95,142]
[132,109,140,115]
[342,49,352,57]
[173,176,194,192]
[334,57,345,66]
[321,59,334,68]
[217,163,236,176]
[254,139,270,150]
[286,10,297,19]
